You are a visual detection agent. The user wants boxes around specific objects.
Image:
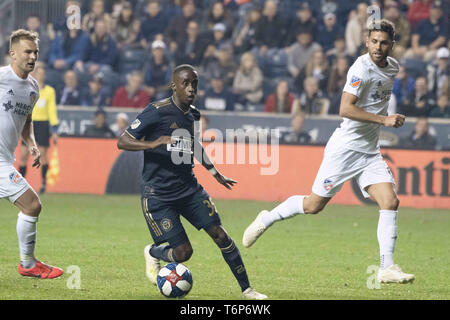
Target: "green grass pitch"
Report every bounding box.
[0,194,449,300]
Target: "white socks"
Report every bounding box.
[261,195,305,227]
[377,210,397,269]
[17,212,38,268]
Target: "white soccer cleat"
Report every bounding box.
[144,244,161,285]
[242,287,268,300]
[242,210,270,248]
[377,264,415,284]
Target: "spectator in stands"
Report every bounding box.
[264,79,295,114]
[345,2,368,57]
[407,0,432,29]
[202,47,236,88]
[254,0,287,55]
[82,0,112,34]
[203,1,235,38]
[400,76,435,117]
[139,0,168,48]
[428,47,449,97]
[281,112,311,144]
[232,51,264,108]
[111,112,130,137]
[287,2,317,46]
[383,1,411,60]
[400,117,437,150]
[110,1,141,49]
[112,70,150,108]
[81,72,112,107]
[143,40,171,101]
[292,76,329,115]
[327,55,349,114]
[173,20,206,66]
[430,94,450,118]
[287,29,321,80]
[315,13,342,53]
[166,0,202,52]
[58,70,83,106]
[203,22,233,57]
[405,1,448,62]
[392,65,415,105]
[25,15,51,63]
[201,76,235,111]
[294,48,330,95]
[48,29,90,70]
[84,109,116,138]
[232,6,261,54]
[84,19,119,74]
[325,35,350,66]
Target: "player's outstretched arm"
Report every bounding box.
[21,115,41,168]
[117,131,174,151]
[193,139,237,190]
[339,92,405,128]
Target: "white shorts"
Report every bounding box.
[0,163,31,203]
[312,144,395,198]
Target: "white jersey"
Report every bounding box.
[328,53,399,154]
[0,65,39,164]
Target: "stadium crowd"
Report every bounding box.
[1,0,449,126]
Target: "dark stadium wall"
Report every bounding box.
[15,138,450,209]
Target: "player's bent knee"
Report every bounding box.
[23,199,42,217]
[207,225,229,247]
[378,195,400,210]
[303,204,324,215]
[173,245,193,263]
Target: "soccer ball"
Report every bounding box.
[157,263,193,298]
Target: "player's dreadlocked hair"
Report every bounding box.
[9,29,39,50]
[367,19,395,41]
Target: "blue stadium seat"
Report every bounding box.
[401,58,427,78]
[117,48,148,75]
[261,48,289,78]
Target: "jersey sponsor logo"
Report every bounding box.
[7,89,14,95]
[350,76,361,88]
[323,178,334,191]
[131,119,141,129]
[9,172,21,183]
[167,136,193,154]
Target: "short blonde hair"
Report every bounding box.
[9,29,39,50]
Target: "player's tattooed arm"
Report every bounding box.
[193,139,237,190]
[21,115,41,168]
[117,131,175,151]
[339,92,405,128]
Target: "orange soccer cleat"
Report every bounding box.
[18,260,64,279]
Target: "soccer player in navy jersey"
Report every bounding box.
[117,64,266,299]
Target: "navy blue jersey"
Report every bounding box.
[126,96,202,201]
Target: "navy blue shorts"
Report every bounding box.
[141,188,221,247]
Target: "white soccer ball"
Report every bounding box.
[156,263,193,298]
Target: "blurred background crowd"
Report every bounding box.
[0,0,448,147]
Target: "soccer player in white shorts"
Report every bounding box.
[0,29,63,279]
[243,19,414,284]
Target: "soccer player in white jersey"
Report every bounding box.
[0,29,63,278]
[243,20,414,284]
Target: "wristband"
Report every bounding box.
[208,167,218,175]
